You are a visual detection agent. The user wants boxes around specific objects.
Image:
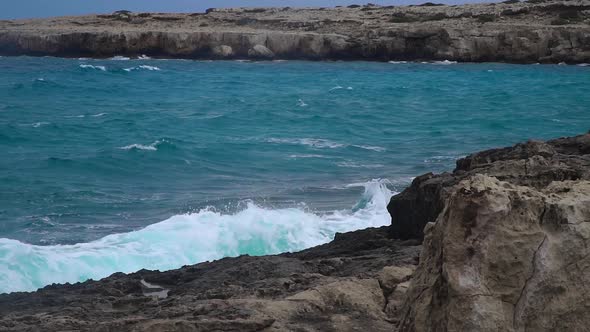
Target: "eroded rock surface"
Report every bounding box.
[399,175,590,332]
[0,227,421,331]
[389,132,590,240]
[1,1,590,63]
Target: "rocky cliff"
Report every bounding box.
[1,132,589,331]
[1,1,590,63]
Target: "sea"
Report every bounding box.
[0,56,588,293]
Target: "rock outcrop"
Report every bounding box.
[389,132,590,240]
[399,175,590,331]
[1,1,590,63]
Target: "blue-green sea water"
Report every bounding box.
[1,56,589,293]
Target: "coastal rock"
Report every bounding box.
[247,44,275,58]
[211,44,234,58]
[399,175,590,331]
[1,1,590,63]
[0,227,422,331]
[389,132,590,239]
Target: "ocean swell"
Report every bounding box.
[0,180,394,294]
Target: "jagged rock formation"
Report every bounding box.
[1,1,590,63]
[389,132,590,239]
[399,175,590,331]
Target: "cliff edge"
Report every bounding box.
[1,0,590,63]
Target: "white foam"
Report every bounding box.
[267,138,344,149]
[91,113,107,117]
[124,65,161,72]
[297,99,308,107]
[21,122,50,128]
[388,60,408,64]
[558,62,567,66]
[118,140,166,151]
[577,63,590,67]
[433,60,458,65]
[329,86,343,91]
[268,138,385,152]
[336,161,385,168]
[110,56,131,61]
[138,55,151,60]
[0,180,394,294]
[79,64,106,71]
[352,145,386,152]
[287,154,330,159]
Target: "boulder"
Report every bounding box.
[211,45,234,57]
[399,175,590,331]
[248,44,275,58]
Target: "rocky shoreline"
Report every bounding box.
[1,132,589,331]
[1,1,590,63]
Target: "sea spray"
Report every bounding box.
[0,180,394,294]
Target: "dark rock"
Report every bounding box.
[388,133,590,240]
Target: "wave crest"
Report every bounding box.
[0,180,394,294]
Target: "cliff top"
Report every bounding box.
[2,0,589,35]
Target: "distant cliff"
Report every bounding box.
[1,1,589,63]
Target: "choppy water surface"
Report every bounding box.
[1,56,588,293]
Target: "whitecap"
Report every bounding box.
[577,63,590,67]
[267,138,344,149]
[297,99,308,107]
[433,60,458,65]
[558,62,567,66]
[287,154,330,159]
[336,161,385,168]
[110,55,131,61]
[91,113,107,117]
[388,60,407,64]
[329,86,344,91]
[79,64,106,71]
[352,144,386,152]
[64,115,85,118]
[138,54,151,60]
[0,180,395,294]
[124,65,161,72]
[118,139,167,151]
[26,122,50,128]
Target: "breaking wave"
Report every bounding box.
[79,64,106,71]
[0,180,394,294]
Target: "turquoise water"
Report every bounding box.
[1,56,589,293]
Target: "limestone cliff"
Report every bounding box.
[1,1,590,63]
